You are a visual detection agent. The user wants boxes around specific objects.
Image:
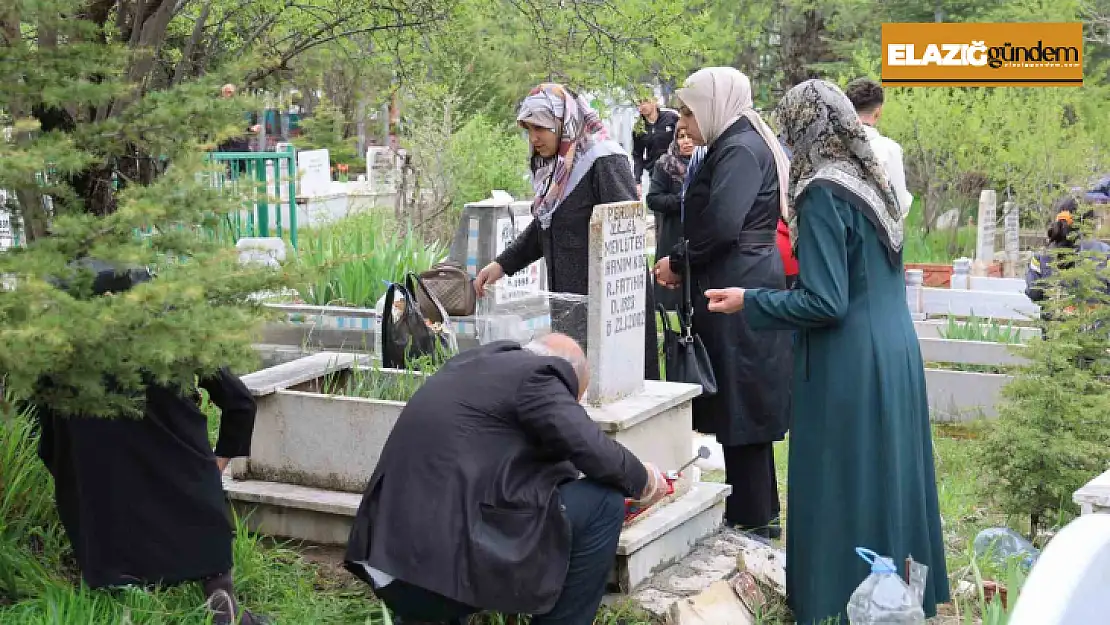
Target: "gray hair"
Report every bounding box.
[523,339,588,383]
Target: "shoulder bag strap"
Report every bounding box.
[381,283,399,367]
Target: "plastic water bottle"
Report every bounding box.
[846,548,926,624]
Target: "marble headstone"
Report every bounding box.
[587,201,648,405]
[974,190,997,276]
[1004,201,1020,278]
[296,149,331,198]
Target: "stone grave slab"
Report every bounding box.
[1008,513,1110,625]
[587,200,648,405]
[296,148,331,198]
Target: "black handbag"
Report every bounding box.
[381,274,456,369]
[658,242,718,396]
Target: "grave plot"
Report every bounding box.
[263,197,555,352]
[225,201,731,595]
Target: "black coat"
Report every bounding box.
[632,109,680,180]
[497,154,659,380]
[667,119,793,446]
[646,163,685,311]
[35,369,256,589]
[344,341,648,614]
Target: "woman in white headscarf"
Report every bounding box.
[652,67,793,538]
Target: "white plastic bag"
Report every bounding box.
[846,548,926,625]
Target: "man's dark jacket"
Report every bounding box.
[632,108,680,180]
[344,341,648,614]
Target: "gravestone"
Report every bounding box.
[951,257,972,290]
[905,269,925,320]
[1008,513,1110,625]
[296,149,331,198]
[974,190,997,277]
[446,196,553,346]
[365,146,401,195]
[1004,201,1020,278]
[493,210,543,304]
[237,237,287,268]
[587,200,648,405]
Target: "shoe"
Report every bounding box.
[205,589,235,625]
[204,589,271,625]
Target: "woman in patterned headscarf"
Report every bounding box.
[703,79,950,624]
[475,83,659,380]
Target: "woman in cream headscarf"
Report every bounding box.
[704,79,950,623]
[652,67,793,538]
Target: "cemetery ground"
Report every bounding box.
[0,205,1053,624]
[0,403,1025,624]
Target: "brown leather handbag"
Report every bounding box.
[415,261,476,317]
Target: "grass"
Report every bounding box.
[323,366,427,403]
[0,389,1038,624]
[293,211,447,309]
[902,200,977,265]
[702,423,1034,623]
[938,314,1026,344]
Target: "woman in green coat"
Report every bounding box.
[704,79,950,623]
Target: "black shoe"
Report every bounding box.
[725,519,782,541]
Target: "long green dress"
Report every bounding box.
[742,184,950,624]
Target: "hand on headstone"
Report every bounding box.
[474,262,505,297]
[705,287,746,314]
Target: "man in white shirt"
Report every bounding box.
[845,78,913,216]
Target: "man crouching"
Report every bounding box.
[344,333,668,625]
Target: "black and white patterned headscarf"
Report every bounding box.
[776,79,903,258]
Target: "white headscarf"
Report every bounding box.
[675,67,792,222]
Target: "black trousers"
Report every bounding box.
[377,479,625,625]
[722,442,780,534]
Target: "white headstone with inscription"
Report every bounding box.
[493,214,543,303]
[587,201,648,405]
[297,149,331,198]
[1004,201,1020,278]
[974,190,997,276]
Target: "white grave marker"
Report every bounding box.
[587,201,647,405]
[236,237,287,268]
[296,149,331,198]
[974,190,997,276]
[1004,200,1020,278]
[493,215,543,303]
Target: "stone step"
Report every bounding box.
[616,481,731,591]
[240,351,368,396]
[224,476,730,595]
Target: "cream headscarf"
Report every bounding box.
[675,67,792,222]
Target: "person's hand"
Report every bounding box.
[705,288,746,314]
[635,463,670,508]
[216,457,230,473]
[653,257,681,289]
[636,183,643,198]
[474,262,504,297]
[249,124,262,133]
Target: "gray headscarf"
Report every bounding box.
[776,79,903,258]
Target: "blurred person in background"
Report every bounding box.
[844,78,913,217]
[632,91,680,198]
[646,119,695,310]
